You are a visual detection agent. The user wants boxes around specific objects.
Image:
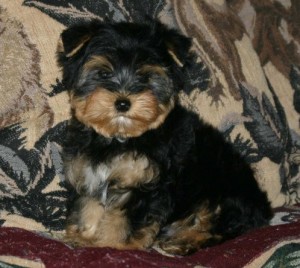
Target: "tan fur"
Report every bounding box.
[63,155,88,192]
[64,151,159,195]
[65,196,159,250]
[167,49,184,67]
[83,55,114,72]
[65,197,130,248]
[71,88,174,138]
[137,65,167,77]
[109,152,159,188]
[158,205,222,255]
[73,197,105,240]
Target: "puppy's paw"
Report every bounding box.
[157,232,222,256]
[158,239,196,255]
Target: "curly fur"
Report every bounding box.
[57,20,273,255]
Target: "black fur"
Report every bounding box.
[58,20,273,255]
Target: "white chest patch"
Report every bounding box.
[82,152,159,204]
[83,164,111,203]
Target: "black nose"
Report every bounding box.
[115,98,131,112]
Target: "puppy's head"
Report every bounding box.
[57,20,191,139]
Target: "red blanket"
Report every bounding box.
[1,207,300,268]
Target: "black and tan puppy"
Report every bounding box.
[57,20,272,255]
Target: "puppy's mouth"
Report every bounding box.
[110,115,134,139]
[71,88,174,139]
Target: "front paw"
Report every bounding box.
[64,224,96,247]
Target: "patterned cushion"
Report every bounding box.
[0,0,299,233]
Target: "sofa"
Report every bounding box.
[1,0,300,267]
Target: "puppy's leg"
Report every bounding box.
[65,196,130,248]
[65,196,160,250]
[157,205,222,255]
[65,196,107,246]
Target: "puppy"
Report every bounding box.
[57,20,273,255]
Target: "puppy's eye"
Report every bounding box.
[98,70,113,79]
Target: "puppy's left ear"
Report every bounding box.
[157,23,192,68]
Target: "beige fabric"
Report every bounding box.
[0,0,68,148]
[171,0,300,207]
[0,1,68,232]
[244,239,300,268]
[0,0,299,232]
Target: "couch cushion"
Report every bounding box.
[0,0,299,234]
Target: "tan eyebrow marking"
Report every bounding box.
[83,55,114,72]
[137,65,167,77]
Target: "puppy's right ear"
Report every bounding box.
[57,21,101,63]
[57,21,103,89]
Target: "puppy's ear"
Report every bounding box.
[155,22,192,67]
[165,30,192,68]
[57,21,103,88]
[57,21,101,60]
